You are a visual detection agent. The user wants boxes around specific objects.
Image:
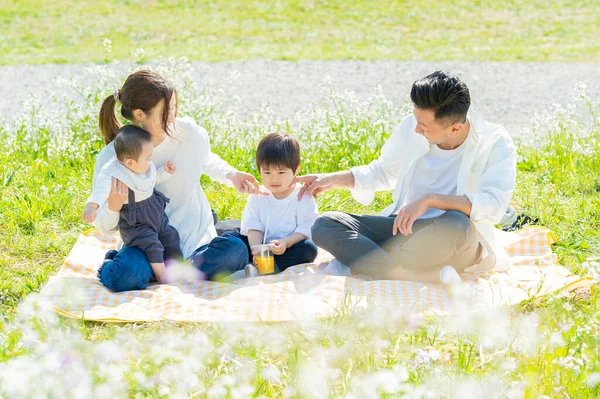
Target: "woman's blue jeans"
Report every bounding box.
[98,231,248,292]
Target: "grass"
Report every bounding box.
[0,59,599,396]
[1,0,599,65]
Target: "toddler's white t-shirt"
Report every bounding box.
[241,184,319,242]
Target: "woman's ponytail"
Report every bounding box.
[98,70,176,145]
[99,94,121,145]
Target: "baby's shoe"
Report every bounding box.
[104,249,119,261]
[244,263,259,277]
[226,269,246,282]
[440,265,462,285]
[325,258,352,276]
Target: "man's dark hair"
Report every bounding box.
[410,71,471,124]
[256,133,301,172]
[114,125,152,162]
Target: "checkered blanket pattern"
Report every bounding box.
[40,227,591,322]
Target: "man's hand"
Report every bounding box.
[292,174,335,199]
[270,239,288,255]
[163,161,176,174]
[107,178,128,212]
[227,171,268,195]
[393,196,431,236]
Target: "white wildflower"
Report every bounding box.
[554,356,585,373]
[261,364,281,383]
[414,348,441,365]
[134,48,146,61]
[586,372,600,388]
[581,258,600,281]
[549,332,566,347]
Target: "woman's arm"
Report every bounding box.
[205,151,236,184]
[190,119,263,194]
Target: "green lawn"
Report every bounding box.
[0,60,599,396]
[1,0,599,65]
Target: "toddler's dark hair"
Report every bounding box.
[256,133,301,172]
[114,125,152,162]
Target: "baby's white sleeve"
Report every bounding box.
[94,203,120,235]
[240,195,264,236]
[156,163,173,185]
[90,171,120,235]
[295,196,320,239]
[87,170,113,206]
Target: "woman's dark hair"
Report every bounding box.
[410,71,470,124]
[99,70,178,145]
[114,125,152,162]
[256,133,301,172]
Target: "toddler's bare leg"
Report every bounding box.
[150,262,168,283]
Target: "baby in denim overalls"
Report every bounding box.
[83,125,182,284]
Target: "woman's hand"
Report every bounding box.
[107,178,128,212]
[227,171,268,195]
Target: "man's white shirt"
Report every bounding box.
[401,140,466,219]
[349,105,517,272]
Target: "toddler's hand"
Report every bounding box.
[163,161,176,174]
[82,204,98,224]
[270,240,287,255]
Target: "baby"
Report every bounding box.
[239,132,319,274]
[83,125,182,284]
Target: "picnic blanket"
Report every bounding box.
[40,227,592,323]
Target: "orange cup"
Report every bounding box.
[252,244,275,274]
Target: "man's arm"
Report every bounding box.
[294,117,411,200]
[295,171,355,198]
[427,194,472,216]
[392,193,473,236]
[464,136,517,224]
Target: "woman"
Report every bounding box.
[93,70,261,291]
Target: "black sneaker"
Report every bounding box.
[502,213,541,232]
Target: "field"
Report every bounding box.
[1,0,599,65]
[1,0,600,396]
[0,58,599,397]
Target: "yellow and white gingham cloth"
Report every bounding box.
[40,227,592,323]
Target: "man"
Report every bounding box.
[296,71,517,283]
